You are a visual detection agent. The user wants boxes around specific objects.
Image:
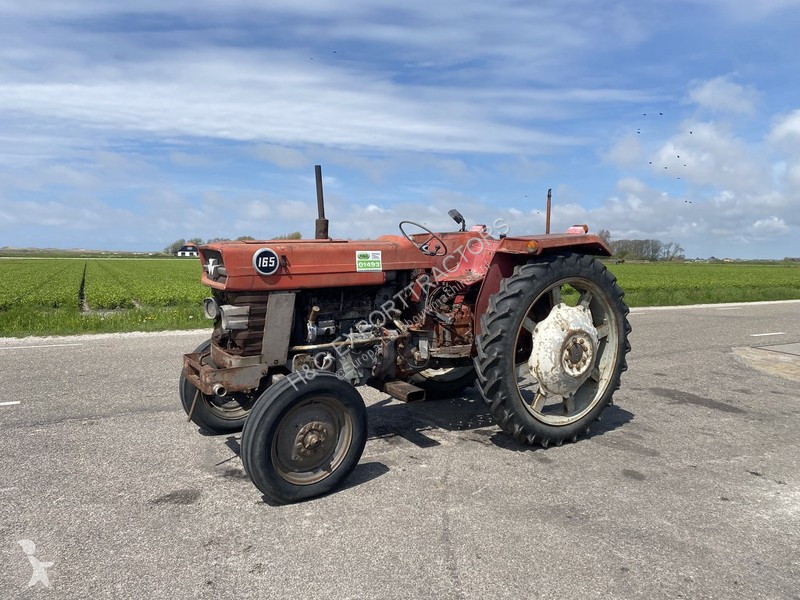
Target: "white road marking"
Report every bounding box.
[0,401,21,406]
[0,343,83,350]
[632,299,800,312]
[750,332,786,337]
[717,307,742,311]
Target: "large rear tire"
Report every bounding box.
[241,373,368,504]
[474,254,630,447]
[179,339,256,434]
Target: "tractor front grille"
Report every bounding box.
[212,294,269,357]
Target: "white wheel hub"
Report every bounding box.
[528,303,598,397]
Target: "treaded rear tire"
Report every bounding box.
[474,253,630,447]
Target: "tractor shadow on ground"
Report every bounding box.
[217,437,390,506]
[366,387,634,453]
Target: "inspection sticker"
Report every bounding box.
[356,250,382,272]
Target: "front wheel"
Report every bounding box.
[474,253,630,447]
[179,339,257,434]
[241,373,368,504]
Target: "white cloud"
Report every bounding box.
[254,145,308,170]
[0,2,798,259]
[769,109,800,144]
[651,121,769,193]
[605,134,642,168]
[686,76,758,114]
[750,216,789,236]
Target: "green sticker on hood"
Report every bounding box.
[356,250,382,272]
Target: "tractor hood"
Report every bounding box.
[198,236,433,292]
[197,230,610,293]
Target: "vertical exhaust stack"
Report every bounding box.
[314,165,330,239]
[545,188,552,235]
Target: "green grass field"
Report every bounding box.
[0,258,798,337]
[0,258,208,337]
[607,262,800,306]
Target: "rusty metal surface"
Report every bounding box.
[199,237,431,292]
[182,352,265,396]
[495,233,610,257]
[429,344,472,358]
[382,380,426,402]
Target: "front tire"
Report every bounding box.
[241,373,368,504]
[474,254,630,447]
[179,339,256,434]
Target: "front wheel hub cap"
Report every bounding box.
[293,421,329,459]
[528,303,599,397]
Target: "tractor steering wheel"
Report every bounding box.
[399,221,448,256]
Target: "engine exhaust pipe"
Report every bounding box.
[212,383,227,397]
[545,188,552,234]
[314,165,329,239]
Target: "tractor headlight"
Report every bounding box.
[203,297,220,320]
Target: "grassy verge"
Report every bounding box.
[606,262,800,307]
[0,305,208,337]
[619,286,800,307]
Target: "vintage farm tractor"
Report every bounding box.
[180,167,630,503]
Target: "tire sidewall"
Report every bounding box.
[242,373,368,503]
[480,254,629,442]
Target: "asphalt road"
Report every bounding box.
[1,301,799,599]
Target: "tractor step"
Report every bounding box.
[382,381,426,403]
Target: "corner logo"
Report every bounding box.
[18,540,53,588]
[355,250,382,272]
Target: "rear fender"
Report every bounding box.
[472,234,611,336]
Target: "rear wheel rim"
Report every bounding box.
[270,395,353,485]
[204,393,252,420]
[513,277,620,426]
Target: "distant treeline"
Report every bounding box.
[609,239,684,261]
[595,230,683,261]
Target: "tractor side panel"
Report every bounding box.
[472,234,611,336]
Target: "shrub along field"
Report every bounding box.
[0,257,798,337]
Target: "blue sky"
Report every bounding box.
[1,0,799,258]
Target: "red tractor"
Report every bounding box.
[180,167,630,503]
